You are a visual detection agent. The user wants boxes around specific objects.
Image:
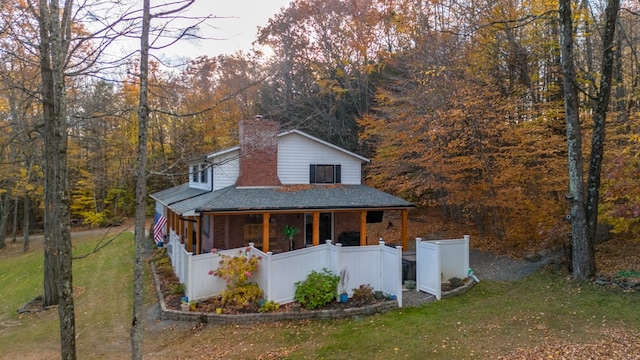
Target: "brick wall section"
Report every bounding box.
[212,215,245,249]
[235,118,282,187]
[334,212,362,242]
[212,214,307,251]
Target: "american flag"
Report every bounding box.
[153,211,167,244]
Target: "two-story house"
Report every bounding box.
[150,117,414,255]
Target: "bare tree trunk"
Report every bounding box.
[37,0,76,358]
[12,197,18,243]
[559,0,590,280]
[38,0,59,308]
[0,191,10,249]
[23,194,30,251]
[131,0,150,358]
[585,0,619,266]
[560,0,619,281]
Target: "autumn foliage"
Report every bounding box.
[1,0,639,254]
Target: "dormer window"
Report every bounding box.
[200,164,208,183]
[191,163,208,184]
[192,165,198,182]
[310,164,341,184]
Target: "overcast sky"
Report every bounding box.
[155,0,293,61]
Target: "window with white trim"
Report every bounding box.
[309,164,341,184]
[191,165,198,182]
[191,163,209,185]
[199,163,208,183]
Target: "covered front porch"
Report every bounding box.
[163,207,411,255]
[154,184,415,256]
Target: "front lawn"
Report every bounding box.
[1,231,639,359]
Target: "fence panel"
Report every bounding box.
[168,240,407,306]
[341,246,383,293]
[416,239,441,300]
[267,244,331,303]
[381,244,403,307]
[436,236,469,280]
[189,252,226,301]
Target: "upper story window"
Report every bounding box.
[309,164,341,184]
[200,164,207,183]
[191,163,208,184]
[191,165,198,182]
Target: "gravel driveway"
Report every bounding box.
[469,249,553,282]
[402,249,555,307]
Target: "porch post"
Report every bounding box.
[312,211,319,246]
[178,215,184,244]
[359,210,367,246]
[172,211,177,234]
[262,213,270,252]
[186,218,193,253]
[195,215,201,255]
[224,215,230,249]
[401,209,408,250]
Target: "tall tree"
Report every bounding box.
[131,1,198,357]
[559,0,620,280]
[34,0,77,357]
[131,0,150,357]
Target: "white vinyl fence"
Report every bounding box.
[166,231,404,307]
[415,235,470,300]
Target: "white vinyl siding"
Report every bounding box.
[210,151,239,191]
[277,133,363,185]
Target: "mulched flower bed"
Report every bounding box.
[151,249,390,315]
[192,294,388,315]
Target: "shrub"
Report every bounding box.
[448,277,464,288]
[170,283,185,295]
[352,284,375,302]
[209,247,261,289]
[220,283,264,311]
[155,255,171,267]
[258,300,280,313]
[151,248,167,262]
[208,247,264,311]
[294,268,340,310]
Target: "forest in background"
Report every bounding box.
[1,0,639,253]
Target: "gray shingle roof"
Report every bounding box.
[149,183,209,206]
[158,184,414,215]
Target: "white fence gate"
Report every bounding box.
[415,235,469,300]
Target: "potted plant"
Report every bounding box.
[404,279,416,290]
[283,225,299,251]
[338,268,349,303]
[180,301,189,312]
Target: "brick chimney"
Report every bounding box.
[235,116,282,187]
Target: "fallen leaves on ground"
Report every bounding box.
[498,329,640,359]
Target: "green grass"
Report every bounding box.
[0,244,44,321]
[0,233,135,359]
[285,274,640,359]
[2,237,640,359]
